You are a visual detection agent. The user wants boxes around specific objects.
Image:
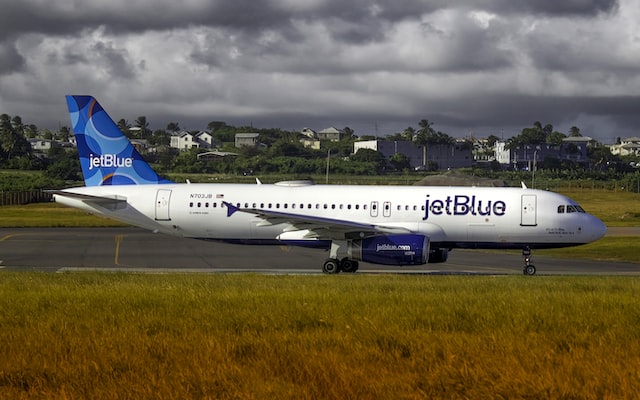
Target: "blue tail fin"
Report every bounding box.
[66,95,172,186]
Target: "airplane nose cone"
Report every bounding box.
[588,216,607,242]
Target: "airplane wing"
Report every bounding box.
[223,201,412,240]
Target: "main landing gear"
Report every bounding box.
[522,246,536,276]
[322,257,359,274]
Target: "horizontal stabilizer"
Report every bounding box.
[50,190,127,210]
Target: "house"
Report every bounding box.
[496,136,594,170]
[609,137,640,156]
[170,130,214,151]
[559,136,594,165]
[354,140,423,169]
[353,140,473,170]
[29,138,57,152]
[300,127,316,139]
[300,138,321,150]
[496,141,561,170]
[317,127,343,141]
[235,133,260,148]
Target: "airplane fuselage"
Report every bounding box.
[54,182,606,251]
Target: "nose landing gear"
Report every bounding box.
[522,246,536,275]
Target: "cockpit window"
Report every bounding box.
[558,204,586,214]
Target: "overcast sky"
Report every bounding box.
[1,0,639,143]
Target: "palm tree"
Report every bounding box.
[569,126,582,137]
[117,119,131,134]
[415,119,436,168]
[135,116,150,139]
[166,122,180,132]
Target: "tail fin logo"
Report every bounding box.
[89,154,134,170]
[66,95,172,186]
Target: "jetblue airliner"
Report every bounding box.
[53,96,606,275]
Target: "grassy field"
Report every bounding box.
[1,273,639,399]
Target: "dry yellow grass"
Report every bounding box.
[1,273,639,399]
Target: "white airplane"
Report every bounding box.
[53,95,606,275]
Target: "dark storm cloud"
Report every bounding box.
[0,0,637,143]
[0,40,25,74]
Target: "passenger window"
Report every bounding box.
[197,202,202,208]
[205,202,209,208]
[557,205,565,213]
[189,202,194,207]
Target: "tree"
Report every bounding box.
[0,113,31,161]
[135,116,150,138]
[507,122,549,149]
[402,126,416,140]
[546,131,567,145]
[389,153,411,171]
[486,134,500,147]
[569,126,582,137]
[166,122,180,132]
[117,119,131,134]
[207,121,227,132]
[343,126,355,139]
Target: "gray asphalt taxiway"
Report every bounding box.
[1,227,638,275]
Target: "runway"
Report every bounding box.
[1,227,639,275]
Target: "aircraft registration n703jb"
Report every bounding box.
[53,95,607,275]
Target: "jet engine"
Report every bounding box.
[347,234,429,265]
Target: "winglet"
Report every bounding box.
[65,95,172,186]
[521,181,528,189]
[223,201,240,217]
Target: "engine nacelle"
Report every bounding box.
[348,234,429,266]
[428,248,449,263]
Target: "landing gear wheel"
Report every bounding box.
[322,258,340,274]
[522,246,536,276]
[340,258,359,273]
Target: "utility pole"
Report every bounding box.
[325,149,330,184]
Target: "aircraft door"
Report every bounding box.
[155,189,172,221]
[521,194,537,226]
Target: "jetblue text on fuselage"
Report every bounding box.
[423,195,506,221]
[88,154,134,170]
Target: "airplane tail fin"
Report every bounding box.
[65,95,172,186]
